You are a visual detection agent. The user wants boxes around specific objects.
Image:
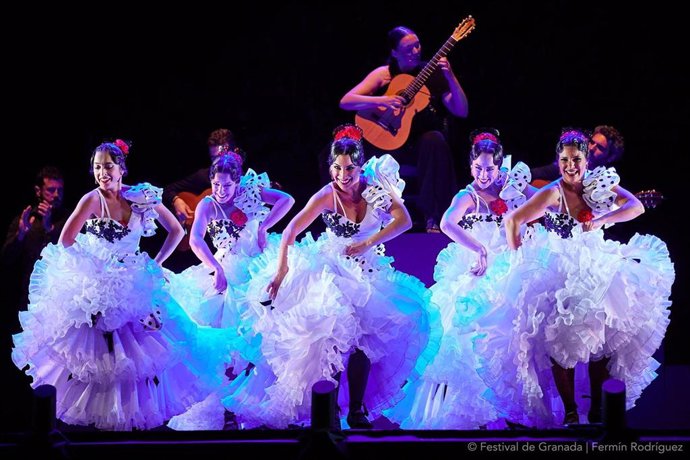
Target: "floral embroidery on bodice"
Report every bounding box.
[321,154,406,243]
[85,218,132,243]
[456,162,533,231]
[543,212,579,239]
[458,184,505,230]
[206,215,246,251]
[458,213,503,230]
[543,168,620,239]
[322,212,361,238]
[321,184,385,243]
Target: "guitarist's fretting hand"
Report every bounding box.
[437,57,453,76]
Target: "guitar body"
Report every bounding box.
[355,74,430,150]
[176,188,212,252]
[530,179,552,189]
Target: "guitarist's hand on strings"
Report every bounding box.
[380,95,406,111]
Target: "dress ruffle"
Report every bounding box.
[362,154,406,225]
[166,232,282,369]
[222,231,440,428]
[387,217,512,429]
[583,166,620,214]
[505,223,673,425]
[234,169,271,221]
[164,174,282,430]
[499,161,532,211]
[11,204,226,430]
[122,182,163,237]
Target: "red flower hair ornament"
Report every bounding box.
[472,132,498,145]
[576,208,594,223]
[489,198,508,216]
[333,124,363,142]
[114,139,130,156]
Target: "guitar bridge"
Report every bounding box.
[375,120,397,135]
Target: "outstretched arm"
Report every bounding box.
[440,190,487,275]
[267,188,330,300]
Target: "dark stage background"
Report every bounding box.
[4,0,687,367]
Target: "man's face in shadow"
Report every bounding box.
[35,177,64,209]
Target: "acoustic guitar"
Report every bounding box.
[635,189,663,209]
[175,188,212,252]
[355,16,476,150]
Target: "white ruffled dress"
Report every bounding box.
[505,167,674,426]
[387,162,533,429]
[165,170,281,431]
[222,155,441,429]
[11,183,226,430]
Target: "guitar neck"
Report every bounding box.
[401,36,458,101]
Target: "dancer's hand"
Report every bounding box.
[470,246,488,276]
[257,226,268,252]
[267,265,288,300]
[345,240,370,257]
[213,268,227,293]
[581,219,603,232]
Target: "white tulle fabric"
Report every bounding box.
[387,163,533,429]
[219,155,441,429]
[165,170,282,430]
[499,175,673,426]
[12,183,226,430]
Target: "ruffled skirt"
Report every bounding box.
[221,233,440,428]
[502,227,673,425]
[12,241,228,430]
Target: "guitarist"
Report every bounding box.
[340,25,469,232]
